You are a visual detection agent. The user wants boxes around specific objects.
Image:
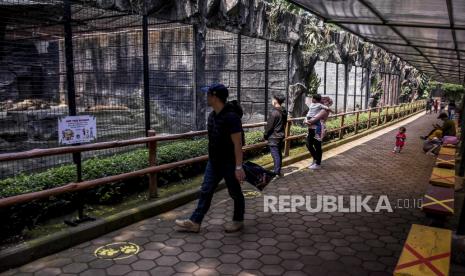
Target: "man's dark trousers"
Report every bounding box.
[269,139,284,175]
[190,161,245,224]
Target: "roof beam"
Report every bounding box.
[401,52,465,61]
[288,0,432,78]
[356,0,444,79]
[377,41,464,53]
[446,0,462,83]
[327,19,465,31]
[408,60,460,67]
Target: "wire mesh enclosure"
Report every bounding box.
[0,0,71,177]
[148,21,194,135]
[1,0,402,180]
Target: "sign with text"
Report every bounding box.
[58,115,97,145]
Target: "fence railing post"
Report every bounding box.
[355,111,360,134]
[384,107,389,123]
[284,120,292,157]
[148,130,158,198]
[367,109,372,129]
[377,107,382,126]
[339,114,345,139]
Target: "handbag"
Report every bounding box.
[242,161,276,191]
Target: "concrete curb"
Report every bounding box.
[0,183,225,272]
[0,109,424,272]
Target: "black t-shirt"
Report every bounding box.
[207,108,243,165]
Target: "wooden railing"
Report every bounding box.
[0,101,425,209]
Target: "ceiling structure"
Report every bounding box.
[289,0,465,84]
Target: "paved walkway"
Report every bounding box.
[2,113,465,276]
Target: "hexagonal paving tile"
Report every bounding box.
[8,115,455,275]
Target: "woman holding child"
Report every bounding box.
[304,94,333,170]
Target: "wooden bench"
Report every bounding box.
[435,154,455,169]
[394,224,451,276]
[438,147,455,156]
[429,167,456,188]
[442,143,456,149]
[421,185,454,216]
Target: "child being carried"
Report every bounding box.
[304,94,333,141]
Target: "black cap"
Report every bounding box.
[438,112,448,119]
[201,83,229,102]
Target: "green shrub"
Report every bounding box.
[0,130,269,240]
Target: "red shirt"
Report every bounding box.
[396,132,406,147]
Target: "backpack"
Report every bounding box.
[225,100,246,146]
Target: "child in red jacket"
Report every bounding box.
[393,127,407,153]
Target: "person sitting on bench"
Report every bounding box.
[421,112,456,140]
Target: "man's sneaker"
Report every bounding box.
[308,161,315,168]
[420,136,427,140]
[224,221,244,233]
[309,164,321,170]
[175,219,200,233]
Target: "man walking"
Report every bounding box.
[264,94,287,176]
[175,84,246,233]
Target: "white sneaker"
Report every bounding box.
[309,164,321,170]
[175,219,200,233]
[308,161,315,168]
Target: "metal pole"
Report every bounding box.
[286,43,290,110]
[237,33,241,103]
[324,62,327,95]
[64,0,76,118]
[335,64,339,112]
[344,64,349,112]
[63,0,93,225]
[366,69,371,108]
[264,40,269,121]
[387,74,392,106]
[142,10,151,135]
[458,93,465,177]
[193,24,207,130]
[383,74,387,105]
[354,66,357,110]
[456,94,465,234]
[361,68,364,107]
[397,75,400,104]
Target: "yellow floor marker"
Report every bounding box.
[442,144,456,149]
[421,185,454,216]
[394,224,451,276]
[435,154,455,169]
[429,167,455,188]
[439,147,455,156]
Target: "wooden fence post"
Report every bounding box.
[367,109,372,129]
[339,114,345,139]
[284,120,292,157]
[384,107,389,123]
[355,111,360,134]
[148,130,158,198]
[377,107,382,126]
